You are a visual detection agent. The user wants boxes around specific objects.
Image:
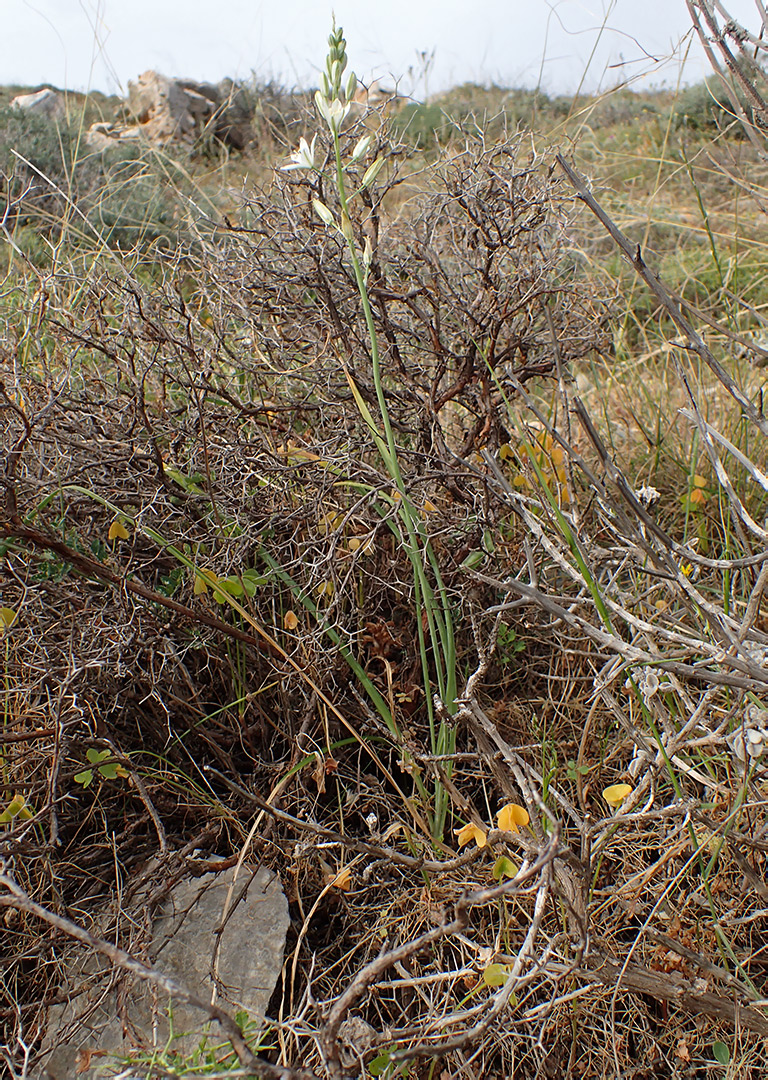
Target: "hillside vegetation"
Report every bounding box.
[4,12,768,1078]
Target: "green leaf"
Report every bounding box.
[86,748,111,766]
[165,466,205,494]
[461,550,484,570]
[368,1050,392,1077]
[214,577,245,602]
[74,769,94,788]
[99,762,120,780]
[483,963,509,987]
[242,569,268,596]
[0,607,18,631]
[492,856,518,881]
[712,1042,730,1065]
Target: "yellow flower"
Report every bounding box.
[108,519,129,541]
[602,783,632,807]
[496,803,530,833]
[455,821,487,849]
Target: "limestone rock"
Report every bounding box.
[126,71,253,149]
[84,121,141,152]
[40,863,289,1079]
[10,88,65,121]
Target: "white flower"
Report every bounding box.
[282,134,317,172]
[314,90,351,132]
[728,729,765,763]
[747,704,768,724]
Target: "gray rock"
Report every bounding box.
[125,71,254,149]
[40,863,289,1078]
[10,88,65,121]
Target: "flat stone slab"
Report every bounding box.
[40,864,289,1078]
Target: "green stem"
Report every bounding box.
[331,125,456,715]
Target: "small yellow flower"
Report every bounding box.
[496,803,530,833]
[108,519,129,541]
[455,821,487,849]
[602,783,633,807]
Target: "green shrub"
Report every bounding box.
[0,106,73,185]
[390,84,569,150]
[390,101,465,148]
[0,105,101,229]
[672,76,742,131]
[82,145,186,252]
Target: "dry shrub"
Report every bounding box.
[3,71,768,1079]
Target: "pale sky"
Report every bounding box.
[2,0,761,98]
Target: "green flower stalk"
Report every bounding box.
[283,23,458,839]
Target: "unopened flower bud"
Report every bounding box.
[350,134,372,162]
[361,157,385,188]
[313,199,336,228]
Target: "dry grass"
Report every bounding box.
[4,17,768,1076]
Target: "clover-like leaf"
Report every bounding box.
[483,963,510,987]
[242,569,268,596]
[492,855,519,881]
[368,1050,392,1077]
[79,748,128,783]
[194,569,218,595]
[214,576,245,602]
